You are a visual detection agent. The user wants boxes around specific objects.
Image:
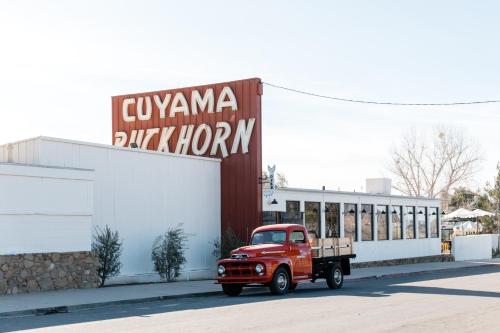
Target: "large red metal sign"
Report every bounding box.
[112,78,263,241]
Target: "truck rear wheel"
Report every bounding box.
[326,263,343,289]
[269,267,290,295]
[222,284,243,296]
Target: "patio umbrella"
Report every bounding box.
[443,208,475,221]
[472,209,494,233]
[472,209,494,217]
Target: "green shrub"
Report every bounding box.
[213,227,245,259]
[92,225,123,287]
[151,225,188,282]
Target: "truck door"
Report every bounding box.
[289,230,312,278]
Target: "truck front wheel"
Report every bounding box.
[222,284,243,296]
[269,267,290,295]
[326,263,343,289]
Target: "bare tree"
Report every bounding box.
[389,126,481,199]
[261,170,288,189]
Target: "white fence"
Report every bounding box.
[492,234,499,252]
[452,234,493,261]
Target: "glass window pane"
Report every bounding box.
[391,206,403,240]
[291,231,306,243]
[406,206,415,239]
[287,201,300,213]
[361,204,373,241]
[325,203,340,238]
[305,202,321,240]
[376,205,388,240]
[280,200,303,224]
[430,207,439,238]
[417,207,428,238]
[263,211,277,225]
[344,203,357,241]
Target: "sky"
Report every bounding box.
[0,0,499,193]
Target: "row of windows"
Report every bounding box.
[279,201,439,241]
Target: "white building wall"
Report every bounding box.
[0,163,93,254]
[264,188,442,263]
[0,137,221,282]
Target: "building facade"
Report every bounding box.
[262,186,441,262]
[0,136,221,287]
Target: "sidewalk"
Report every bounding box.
[1,259,499,318]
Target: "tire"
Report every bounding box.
[326,263,343,289]
[269,267,290,295]
[289,282,298,291]
[222,284,243,296]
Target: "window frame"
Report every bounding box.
[376,205,389,241]
[417,206,428,239]
[325,202,340,238]
[391,205,403,240]
[429,207,440,238]
[361,204,374,241]
[405,206,416,239]
[304,201,321,240]
[344,203,358,242]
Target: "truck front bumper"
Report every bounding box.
[216,259,273,285]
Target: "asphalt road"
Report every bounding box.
[1,265,499,333]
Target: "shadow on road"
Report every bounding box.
[1,265,499,332]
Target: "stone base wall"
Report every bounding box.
[0,252,99,295]
[351,254,454,269]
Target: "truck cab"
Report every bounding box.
[216,224,355,296]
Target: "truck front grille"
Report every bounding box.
[224,263,257,277]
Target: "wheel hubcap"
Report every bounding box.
[334,269,342,284]
[277,273,287,290]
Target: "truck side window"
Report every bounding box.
[291,231,306,244]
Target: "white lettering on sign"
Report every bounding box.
[170,92,190,117]
[211,122,232,158]
[137,97,152,121]
[175,125,195,154]
[191,89,214,115]
[114,132,127,146]
[192,124,212,155]
[142,128,160,149]
[157,127,175,152]
[115,85,256,158]
[121,86,238,120]
[231,118,255,154]
[122,98,136,122]
[113,119,255,158]
[217,86,238,113]
[154,94,171,119]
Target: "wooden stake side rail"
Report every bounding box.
[311,237,353,258]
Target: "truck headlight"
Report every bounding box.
[255,264,264,274]
[217,265,225,275]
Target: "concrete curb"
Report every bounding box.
[0,263,495,318]
[0,291,225,318]
[346,263,493,282]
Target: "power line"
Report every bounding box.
[262,82,500,106]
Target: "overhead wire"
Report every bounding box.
[262,82,500,106]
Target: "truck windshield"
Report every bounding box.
[250,230,286,245]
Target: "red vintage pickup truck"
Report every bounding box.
[217,224,356,296]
